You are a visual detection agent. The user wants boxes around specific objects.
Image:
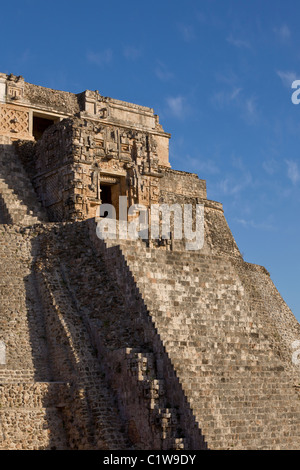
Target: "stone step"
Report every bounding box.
[0,143,47,225]
[102,237,300,450]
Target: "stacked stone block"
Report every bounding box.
[95,233,300,450]
[35,243,134,450]
[46,221,206,450]
[0,382,67,450]
[0,225,67,450]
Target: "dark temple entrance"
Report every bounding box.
[32,115,56,140]
[100,185,112,206]
[99,175,124,219]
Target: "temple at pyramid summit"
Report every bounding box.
[0,73,300,450]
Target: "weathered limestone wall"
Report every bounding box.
[24,82,80,116]
[99,233,300,450]
[159,168,207,202]
[204,202,242,258]
[0,225,49,376]
[0,224,68,450]
[231,260,300,371]
[0,221,137,450]
[0,382,67,450]
[30,120,75,221]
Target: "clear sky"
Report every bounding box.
[1,0,300,321]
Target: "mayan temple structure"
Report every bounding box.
[1,72,300,450]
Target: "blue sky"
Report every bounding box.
[1,0,300,320]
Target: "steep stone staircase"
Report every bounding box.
[0,136,47,225]
[95,233,300,450]
[35,248,135,450]
[43,222,205,450]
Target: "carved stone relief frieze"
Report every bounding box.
[0,105,29,135]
